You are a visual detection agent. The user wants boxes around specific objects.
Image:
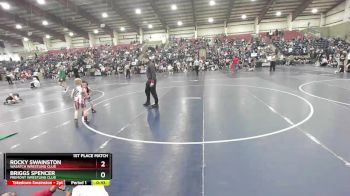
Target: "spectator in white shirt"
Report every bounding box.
[30,77,40,88]
[33,71,40,81]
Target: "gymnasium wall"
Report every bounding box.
[325,1,346,26]
[0,42,23,61]
[50,39,69,50]
[293,15,320,30]
[169,26,195,38]
[197,24,225,37]
[71,37,89,48]
[143,30,167,43]
[117,32,138,44]
[167,15,320,38]
[316,2,350,42]
[227,21,254,34]
[94,34,113,46]
[260,18,288,31]
[328,22,350,42]
[319,21,350,42]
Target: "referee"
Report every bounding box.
[143,55,159,108]
[270,52,276,72]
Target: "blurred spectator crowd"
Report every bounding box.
[1,32,350,83]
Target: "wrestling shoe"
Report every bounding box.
[151,104,159,108]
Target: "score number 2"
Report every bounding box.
[100,161,105,168]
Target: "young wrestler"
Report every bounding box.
[30,77,40,88]
[58,65,68,91]
[71,78,88,123]
[4,93,21,105]
[82,80,96,113]
[335,53,346,73]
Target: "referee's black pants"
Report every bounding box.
[126,69,131,78]
[270,61,276,72]
[145,80,158,104]
[6,76,13,85]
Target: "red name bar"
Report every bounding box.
[6,180,64,186]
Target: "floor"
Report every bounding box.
[1,65,350,196]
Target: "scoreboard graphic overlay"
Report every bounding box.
[4,153,112,186]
